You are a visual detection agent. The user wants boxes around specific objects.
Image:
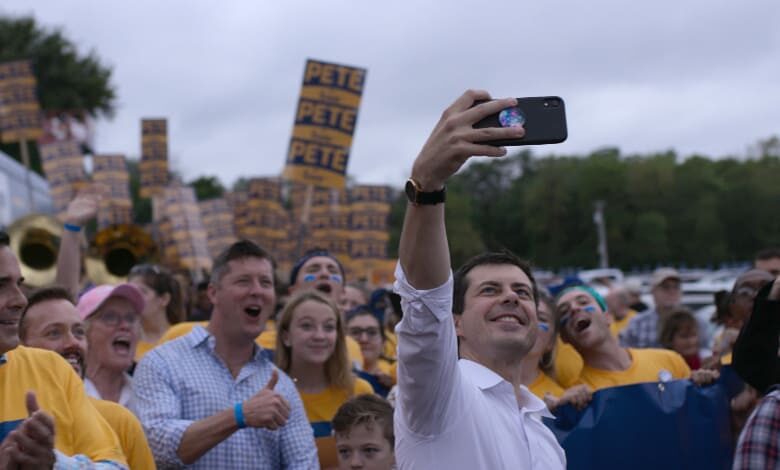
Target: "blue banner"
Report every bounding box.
[545,367,744,470]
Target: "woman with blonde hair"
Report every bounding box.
[276,290,374,469]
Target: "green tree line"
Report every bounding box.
[389,139,780,271]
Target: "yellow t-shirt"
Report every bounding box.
[345,337,364,367]
[159,321,365,366]
[721,352,733,365]
[159,321,208,343]
[134,339,159,362]
[555,339,584,388]
[383,329,398,360]
[528,371,565,399]
[299,378,374,469]
[609,310,637,337]
[158,320,278,350]
[89,397,155,470]
[578,348,691,392]
[377,359,397,384]
[0,346,126,465]
[258,320,277,350]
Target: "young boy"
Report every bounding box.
[333,394,395,470]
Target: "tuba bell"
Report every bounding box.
[7,214,63,287]
[86,224,156,284]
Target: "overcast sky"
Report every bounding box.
[3,1,780,189]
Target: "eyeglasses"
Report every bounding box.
[129,264,161,276]
[348,327,380,339]
[733,286,759,300]
[94,311,140,328]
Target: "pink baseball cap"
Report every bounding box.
[76,284,145,320]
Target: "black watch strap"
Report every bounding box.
[406,178,446,205]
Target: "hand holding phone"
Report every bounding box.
[472,96,567,146]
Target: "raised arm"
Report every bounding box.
[395,90,525,435]
[56,190,100,300]
[399,90,522,288]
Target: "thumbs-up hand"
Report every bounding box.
[8,392,56,469]
[265,369,279,391]
[241,370,292,430]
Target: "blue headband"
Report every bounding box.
[557,285,608,313]
[289,250,345,286]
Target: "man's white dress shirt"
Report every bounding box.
[393,263,566,470]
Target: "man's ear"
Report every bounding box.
[207,282,218,305]
[454,313,464,338]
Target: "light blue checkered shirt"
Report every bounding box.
[133,326,318,469]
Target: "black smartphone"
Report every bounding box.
[473,96,567,146]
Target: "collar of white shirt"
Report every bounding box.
[459,358,555,420]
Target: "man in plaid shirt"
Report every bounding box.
[733,386,780,469]
[620,268,682,348]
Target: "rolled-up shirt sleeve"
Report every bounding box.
[393,262,463,437]
[133,351,192,469]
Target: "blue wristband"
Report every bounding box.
[63,223,82,232]
[234,403,246,429]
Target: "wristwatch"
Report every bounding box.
[405,178,446,205]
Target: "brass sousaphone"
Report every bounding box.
[87,224,156,284]
[7,214,63,287]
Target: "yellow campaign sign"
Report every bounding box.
[0,60,41,143]
[140,118,169,197]
[37,140,86,212]
[0,61,35,81]
[283,59,367,189]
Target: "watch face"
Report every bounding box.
[405,179,417,203]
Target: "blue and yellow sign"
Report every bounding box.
[283,59,367,189]
[140,118,168,198]
[0,60,42,143]
[92,155,133,229]
[37,140,86,212]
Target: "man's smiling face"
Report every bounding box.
[455,264,539,361]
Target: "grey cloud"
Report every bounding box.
[3,0,780,189]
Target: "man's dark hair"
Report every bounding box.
[211,240,275,285]
[332,394,394,447]
[755,248,780,262]
[19,286,74,339]
[288,247,346,287]
[453,251,538,315]
[0,231,9,247]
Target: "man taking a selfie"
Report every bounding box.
[393,90,566,469]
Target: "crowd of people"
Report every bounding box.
[1,90,779,469]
